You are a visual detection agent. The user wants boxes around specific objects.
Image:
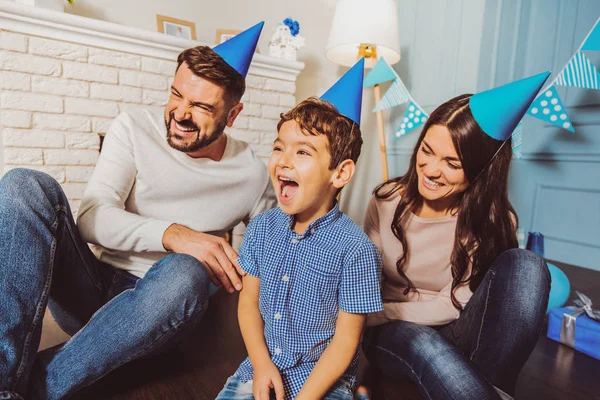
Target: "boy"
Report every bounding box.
[216,60,383,399]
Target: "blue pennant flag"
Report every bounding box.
[373,79,411,111]
[527,85,574,132]
[582,18,600,51]
[555,51,600,90]
[395,101,428,138]
[511,122,523,159]
[364,58,398,87]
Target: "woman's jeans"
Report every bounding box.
[363,248,550,400]
[0,169,213,400]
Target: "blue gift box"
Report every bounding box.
[547,306,600,360]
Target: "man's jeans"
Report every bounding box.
[0,168,212,400]
[363,248,551,400]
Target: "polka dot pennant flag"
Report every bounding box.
[526,85,574,132]
[555,51,600,90]
[395,101,429,138]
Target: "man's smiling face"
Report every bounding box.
[164,62,230,156]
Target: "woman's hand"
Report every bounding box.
[253,360,284,400]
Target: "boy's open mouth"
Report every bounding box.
[278,176,299,201]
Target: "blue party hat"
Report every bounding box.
[320,58,365,124]
[212,21,264,77]
[470,71,550,141]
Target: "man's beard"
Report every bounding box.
[164,112,228,153]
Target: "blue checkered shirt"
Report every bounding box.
[234,204,383,399]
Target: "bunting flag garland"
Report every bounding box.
[363,57,429,137]
[555,51,600,90]
[526,85,574,132]
[527,17,600,132]
[582,17,600,51]
[396,101,428,137]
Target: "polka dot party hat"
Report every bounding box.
[469,71,551,141]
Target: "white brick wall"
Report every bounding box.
[0,29,299,217]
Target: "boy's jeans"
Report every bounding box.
[216,376,354,400]
[0,169,211,400]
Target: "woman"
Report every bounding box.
[360,86,551,400]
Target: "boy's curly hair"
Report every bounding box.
[277,97,363,169]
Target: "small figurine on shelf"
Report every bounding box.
[268,17,305,61]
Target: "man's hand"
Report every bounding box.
[253,360,284,400]
[162,223,246,293]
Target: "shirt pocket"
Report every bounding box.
[292,263,340,330]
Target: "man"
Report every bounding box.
[0,22,273,400]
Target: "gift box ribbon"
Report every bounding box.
[559,291,600,347]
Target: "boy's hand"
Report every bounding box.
[253,361,284,400]
[162,223,246,293]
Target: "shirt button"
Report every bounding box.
[311,228,315,233]
[274,348,282,355]
[291,238,298,244]
[282,274,290,282]
[274,312,282,320]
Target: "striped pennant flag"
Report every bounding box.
[555,51,600,90]
[511,122,523,159]
[395,101,429,138]
[527,85,574,132]
[373,78,411,111]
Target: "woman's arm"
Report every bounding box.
[238,275,284,400]
[295,311,366,399]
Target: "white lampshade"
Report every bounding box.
[326,0,400,68]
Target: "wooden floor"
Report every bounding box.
[51,260,600,399]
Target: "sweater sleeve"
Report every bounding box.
[77,113,173,253]
[379,280,473,326]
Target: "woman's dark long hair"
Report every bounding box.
[375,94,518,309]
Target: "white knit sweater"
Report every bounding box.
[77,109,275,277]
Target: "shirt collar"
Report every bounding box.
[286,202,341,237]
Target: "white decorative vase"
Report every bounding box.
[15,0,64,12]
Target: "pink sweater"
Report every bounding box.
[364,190,473,326]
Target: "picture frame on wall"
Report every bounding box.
[215,29,241,44]
[157,15,196,40]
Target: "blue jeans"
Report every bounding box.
[0,169,212,400]
[216,375,354,400]
[363,249,550,400]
